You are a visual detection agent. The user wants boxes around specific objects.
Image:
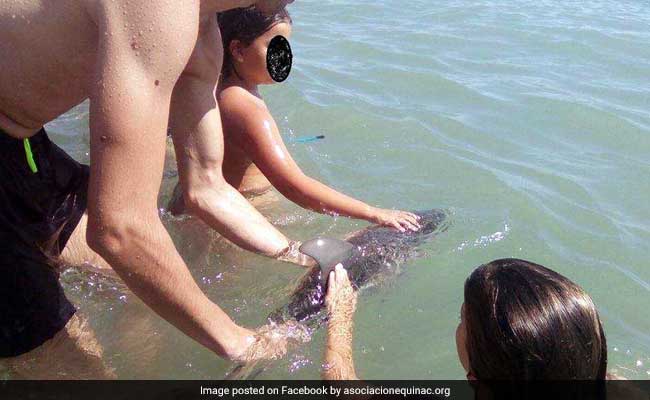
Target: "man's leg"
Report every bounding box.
[0,127,115,378]
[4,313,116,379]
[247,189,281,210]
[61,213,113,272]
[59,215,167,378]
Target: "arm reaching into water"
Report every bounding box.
[219,90,421,232]
[86,0,292,362]
[169,16,311,267]
[323,265,360,380]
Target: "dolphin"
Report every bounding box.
[267,208,449,327]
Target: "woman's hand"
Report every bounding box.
[323,264,359,380]
[325,264,358,323]
[370,208,421,232]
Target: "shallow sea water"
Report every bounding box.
[38,0,650,379]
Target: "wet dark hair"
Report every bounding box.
[463,258,607,381]
[217,7,292,78]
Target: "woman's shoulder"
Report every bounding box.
[218,85,273,138]
[218,85,266,116]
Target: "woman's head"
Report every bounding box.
[456,258,607,380]
[218,7,292,85]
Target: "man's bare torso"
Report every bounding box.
[0,0,234,139]
[0,0,98,136]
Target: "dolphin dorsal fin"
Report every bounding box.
[300,238,354,286]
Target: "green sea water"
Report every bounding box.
[45,0,649,379]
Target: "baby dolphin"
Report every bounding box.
[269,208,449,326]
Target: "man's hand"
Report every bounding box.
[232,320,311,363]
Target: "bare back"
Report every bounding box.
[0,0,247,137]
[0,0,99,135]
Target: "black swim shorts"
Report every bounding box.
[0,127,89,357]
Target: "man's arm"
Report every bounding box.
[86,0,253,360]
[169,16,310,265]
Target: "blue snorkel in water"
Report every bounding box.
[286,135,325,144]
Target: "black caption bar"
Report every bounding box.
[0,380,648,400]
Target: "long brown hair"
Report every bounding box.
[463,258,607,380]
[217,7,292,78]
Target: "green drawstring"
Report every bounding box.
[23,138,38,173]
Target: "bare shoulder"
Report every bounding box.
[219,86,268,122]
[94,0,201,81]
[95,0,200,32]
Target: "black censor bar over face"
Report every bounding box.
[267,35,292,83]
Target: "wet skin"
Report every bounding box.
[0,0,296,362]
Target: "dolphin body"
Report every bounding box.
[268,208,448,327]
